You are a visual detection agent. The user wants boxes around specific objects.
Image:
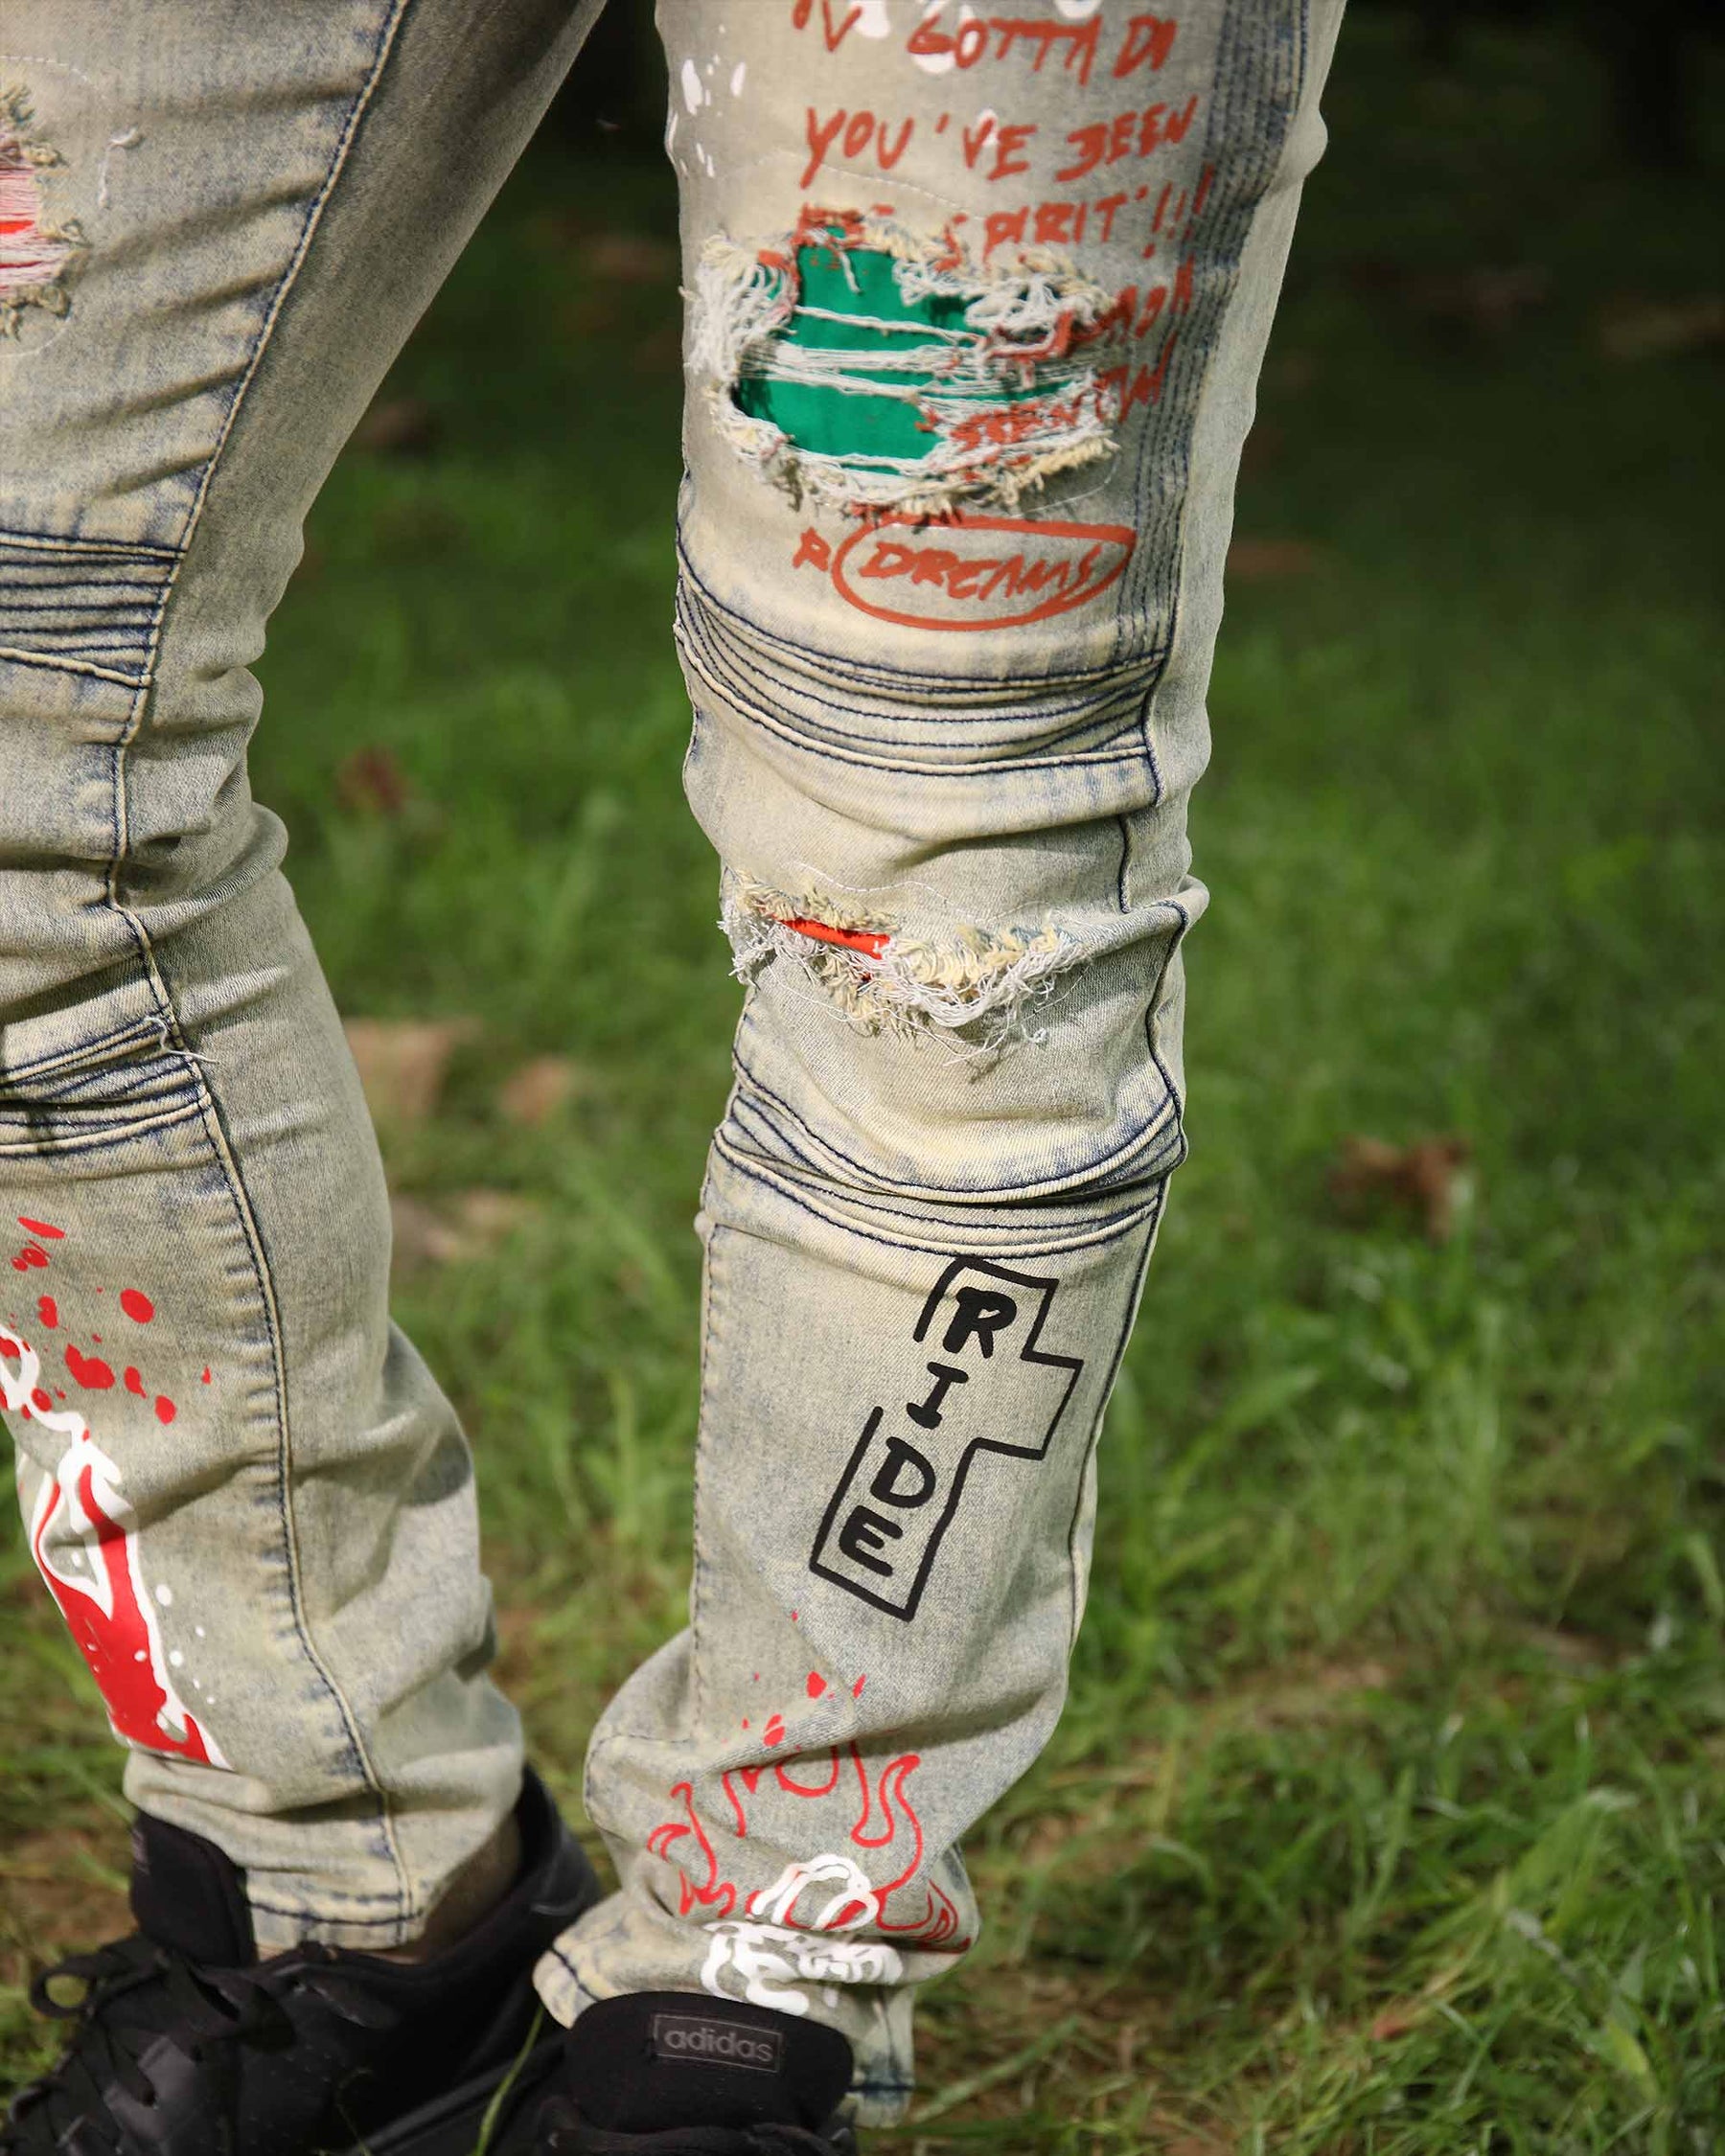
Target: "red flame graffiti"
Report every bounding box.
[3,1327,222,1766]
[646,1727,964,1950]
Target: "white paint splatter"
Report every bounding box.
[730,59,748,96]
[97,126,143,212]
[700,1852,905,2015]
[153,1582,172,1606]
[680,58,705,113]
[908,0,983,74]
[854,0,895,35]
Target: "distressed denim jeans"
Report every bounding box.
[2,0,1340,2122]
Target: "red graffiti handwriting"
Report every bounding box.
[906,10,1177,90]
[1056,94,1201,183]
[957,114,1038,181]
[801,106,915,190]
[797,514,1135,632]
[791,0,867,53]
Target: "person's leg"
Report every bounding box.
[543,0,1345,2127]
[1,0,596,1956]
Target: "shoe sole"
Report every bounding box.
[347,2033,564,2156]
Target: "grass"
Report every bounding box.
[4,11,1722,2148]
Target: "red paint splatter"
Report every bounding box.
[763,1713,786,1746]
[741,1718,750,1731]
[806,1671,828,1698]
[853,1674,867,1698]
[16,1246,48,1271]
[153,1396,176,1426]
[200,1368,211,1385]
[64,1344,114,1390]
[124,1367,145,1397]
[31,1444,218,1764]
[790,1610,799,1622]
[17,1218,64,1240]
[30,1387,51,1414]
[120,1290,154,1325]
[36,1296,57,1329]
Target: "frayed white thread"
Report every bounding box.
[691,214,1125,516]
[721,878,1085,1052]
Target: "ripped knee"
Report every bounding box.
[722,868,1092,1054]
[691,205,1130,522]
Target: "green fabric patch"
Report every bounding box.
[733,244,1034,466]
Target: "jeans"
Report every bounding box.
[2,0,1340,2120]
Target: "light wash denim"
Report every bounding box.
[1,0,1339,2121]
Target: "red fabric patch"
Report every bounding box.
[776,914,889,960]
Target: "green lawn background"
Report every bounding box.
[3,14,1721,2149]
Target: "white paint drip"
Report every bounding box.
[730,59,747,95]
[700,1852,904,2015]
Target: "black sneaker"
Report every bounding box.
[1,1767,598,2156]
[518,1993,858,2155]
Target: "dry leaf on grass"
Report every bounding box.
[335,745,414,818]
[1598,294,1724,363]
[1346,258,1549,335]
[632,320,684,373]
[496,1055,589,1126]
[345,1017,479,1128]
[350,394,440,457]
[583,232,678,284]
[390,1190,539,1274]
[1229,536,1321,581]
[1330,1134,1472,1243]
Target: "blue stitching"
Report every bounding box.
[712,1139,1168,1265]
[728,1039,1182,1201]
[676,544,1151,694]
[675,585,1160,747]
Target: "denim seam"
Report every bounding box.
[675,590,1160,744]
[727,1044,1181,1202]
[0,1094,204,1158]
[1062,1195,1163,1660]
[93,0,420,1934]
[721,1104,1173,1245]
[678,640,1157,768]
[688,677,1156,782]
[0,526,178,560]
[1,1016,166,1086]
[0,643,140,689]
[687,1220,725,1743]
[1141,894,1193,1124]
[677,544,1150,694]
[245,1894,422,1929]
[712,1140,1166,1265]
